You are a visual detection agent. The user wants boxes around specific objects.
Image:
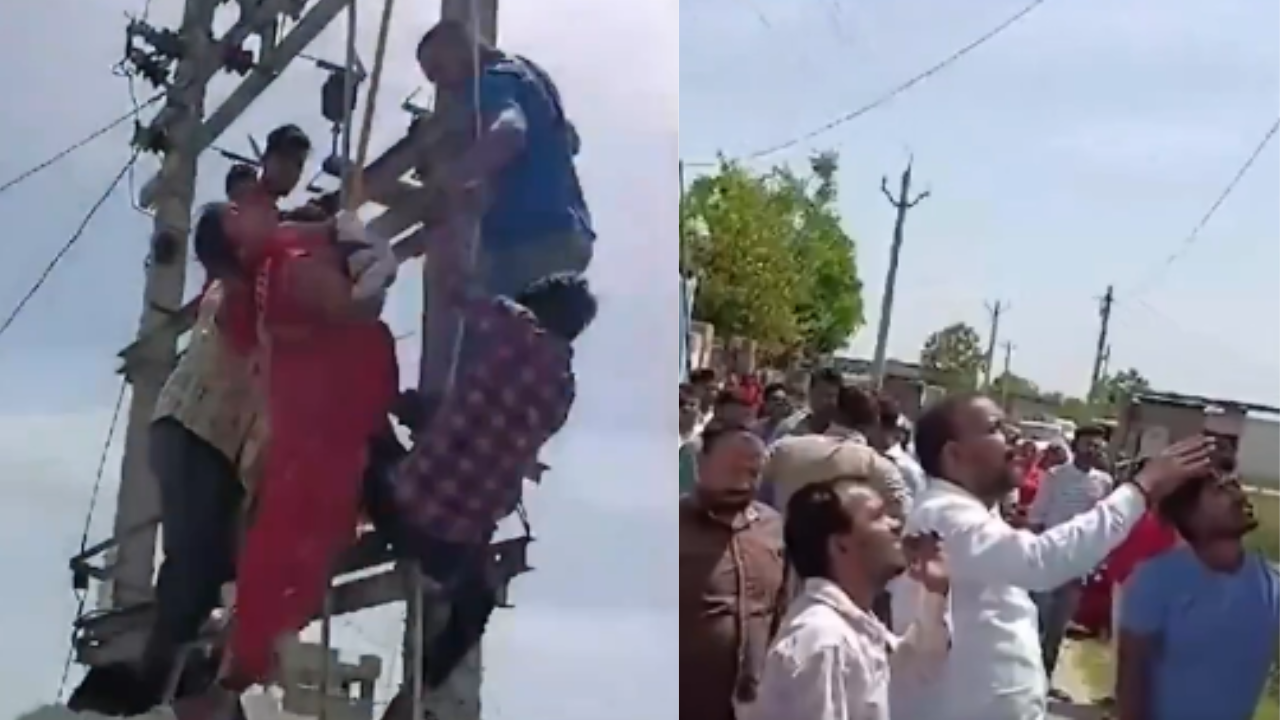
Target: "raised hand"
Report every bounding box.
[903,532,949,596]
[1133,435,1217,502]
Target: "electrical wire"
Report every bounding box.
[55,377,130,702]
[0,152,141,345]
[721,0,1049,162]
[1124,117,1280,301]
[0,96,160,198]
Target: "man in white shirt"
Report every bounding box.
[870,396,929,503]
[888,393,1214,720]
[749,477,950,720]
[1025,426,1114,695]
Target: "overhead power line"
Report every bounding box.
[1126,116,1280,301]
[0,93,161,198]
[720,0,1050,163]
[0,152,142,345]
[56,377,129,702]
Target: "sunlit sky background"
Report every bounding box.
[0,0,675,717]
[683,0,1279,406]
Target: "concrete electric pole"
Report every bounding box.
[109,0,220,629]
[97,0,363,673]
[999,340,1015,411]
[870,159,929,389]
[1088,285,1115,402]
[982,300,1009,389]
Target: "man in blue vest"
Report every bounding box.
[408,21,594,402]
[416,20,593,294]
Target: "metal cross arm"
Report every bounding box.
[138,0,356,209]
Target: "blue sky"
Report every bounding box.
[0,0,675,717]
[683,0,1280,406]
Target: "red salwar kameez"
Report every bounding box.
[221,225,397,689]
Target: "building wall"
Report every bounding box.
[1240,416,1280,488]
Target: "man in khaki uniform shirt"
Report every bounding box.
[764,385,909,520]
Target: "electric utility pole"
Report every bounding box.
[1088,285,1115,402]
[999,340,1015,411]
[408,3,499,720]
[101,0,360,672]
[870,159,929,388]
[108,0,220,637]
[982,300,1009,388]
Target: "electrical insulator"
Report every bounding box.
[132,123,169,155]
[320,71,360,125]
[136,54,170,87]
[223,45,255,76]
[147,28,184,59]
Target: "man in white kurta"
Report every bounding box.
[886,395,1214,720]
[748,474,949,720]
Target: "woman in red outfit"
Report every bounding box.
[180,202,397,717]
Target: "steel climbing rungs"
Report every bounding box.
[71,535,533,668]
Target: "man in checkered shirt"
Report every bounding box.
[385,271,596,695]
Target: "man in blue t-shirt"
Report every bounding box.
[415,20,594,298]
[1118,470,1279,720]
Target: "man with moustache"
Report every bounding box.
[887,393,1215,720]
[680,422,788,720]
[749,477,951,720]
[1116,466,1279,720]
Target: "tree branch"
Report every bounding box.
[879,176,896,206]
[906,189,931,208]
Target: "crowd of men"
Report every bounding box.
[679,367,1279,720]
[68,20,595,720]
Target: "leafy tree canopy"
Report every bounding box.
[920,322,985,392]
[680,152,864,360]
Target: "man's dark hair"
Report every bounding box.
[785,478,861,579]
[1157,472,1216,540]
[192,202,241,280]
[264,124,311,158]
[1073,425,1107,447]
[835,385,878,430]
[690,368,717,386]
[763,382,787,398]
[914,392,980,480]
[811,367,843,388]
[417,19,472,55]
[225,163,258,196]
[699,419,754,456]
[514,272,597,341]
[877,394,902,430]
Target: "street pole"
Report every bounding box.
[1000,340,1015,411]
[982,300,1009,389]
[1088,285,1114,402]
[109,0,220,623]
[870,159,929,389]
[103,0,358,671]
[406,5,498,720]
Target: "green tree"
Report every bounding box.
[920,322,985,391]
[1093,367,1151,408]
[779,153,864,357]
[680,154,864,359]
[992,371,1039,399]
